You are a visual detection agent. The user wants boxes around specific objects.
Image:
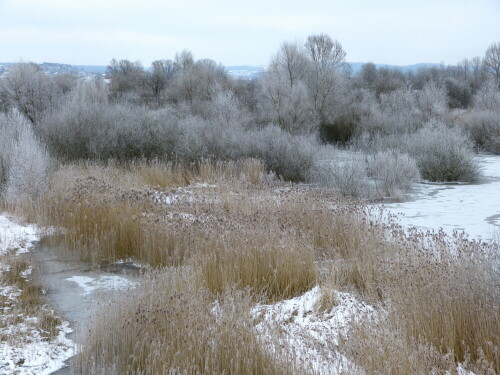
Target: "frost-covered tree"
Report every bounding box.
[0,110,52,201]
[168,57,229,107]
[417,81,447,121]
[0,63,59,124]
[304,34,346,117]
[483,42,500,86]
[106,59,146,101]
[258,40,317,134]
[147,59,178,105]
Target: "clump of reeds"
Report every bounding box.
[74,268,296,375]
[341,231,499,374]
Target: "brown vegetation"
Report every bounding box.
[7,159,499,374]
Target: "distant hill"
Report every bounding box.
[0,62,107,77]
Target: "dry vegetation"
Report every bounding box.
[74,269,297,375]
[7,159,500,374]
[0,254,62,343]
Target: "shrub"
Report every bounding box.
[352,123,480,182]
[313,153,369,197]
[461,110,500,154]
[406,123,479,182]
[366,150,420,198]
[445,77,472,109]
[0,111,52,202]
[319,114,359,144]
[40,97,326,182]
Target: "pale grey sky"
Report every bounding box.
[0,0,499,67]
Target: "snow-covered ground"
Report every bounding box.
[0,215,39,256]
[253,286,375,374]
[0,214,75,375]
[383,155,500,240]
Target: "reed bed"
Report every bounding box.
[6,158,498,374]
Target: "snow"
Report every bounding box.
[0,215,38,256]
[0,322,74,375]
[252,286,375,374]
[0,213,75,375]
[66,275,138,296]
[383,155,500,240]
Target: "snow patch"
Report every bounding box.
[0,215,38,256]
[252,286,375,374]
[66,275,138,296]
[0,322,74,375]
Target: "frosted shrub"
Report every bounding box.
[367,150,420,198]
[473,79,500,111]
[461,110,500,154]
[0,111,52,201]
[39,101,178,160]
[313,154,369,197]
[406,123,479,182]
[247,126,320,181]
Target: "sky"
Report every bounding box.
[0,0,499,67]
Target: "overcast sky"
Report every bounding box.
[0,0,499,67]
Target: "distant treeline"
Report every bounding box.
[0,35,499,200]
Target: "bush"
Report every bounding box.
[461,110,500,154]
[406,123,479,182]
[0,111,52,202]
[313,152,369,197]
[445,78,472,109]
[366,150,420,198]
[40,96,326,182]
[319,114,358,144]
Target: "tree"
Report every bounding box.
[305,33,346,68]
[0,63,59,124]
[148,59,178,105]
[359,62,378,89]
[271,41,309,88]
[445,77,472,109]
[168,57,230,107]
[483,42,500,86]
[106,59,146,101]
[304,34,346,116]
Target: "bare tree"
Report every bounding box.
[483,42,500,85]
[0,63,59,124]
[271,41,309,88]
[457,58,470,81]
[106,59,146,101]
[175,50,194,70]
[168,57,229,106]
[470,56,487,91]
[148,59,178,105]
[304,34,346,116]
[305,33,346,68]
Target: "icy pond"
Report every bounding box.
[382,154,500,241]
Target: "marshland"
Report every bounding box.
[0,32,499,374]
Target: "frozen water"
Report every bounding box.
[383,155,500,240]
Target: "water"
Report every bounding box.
[32,244,140,374]
[382,155,500,240]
